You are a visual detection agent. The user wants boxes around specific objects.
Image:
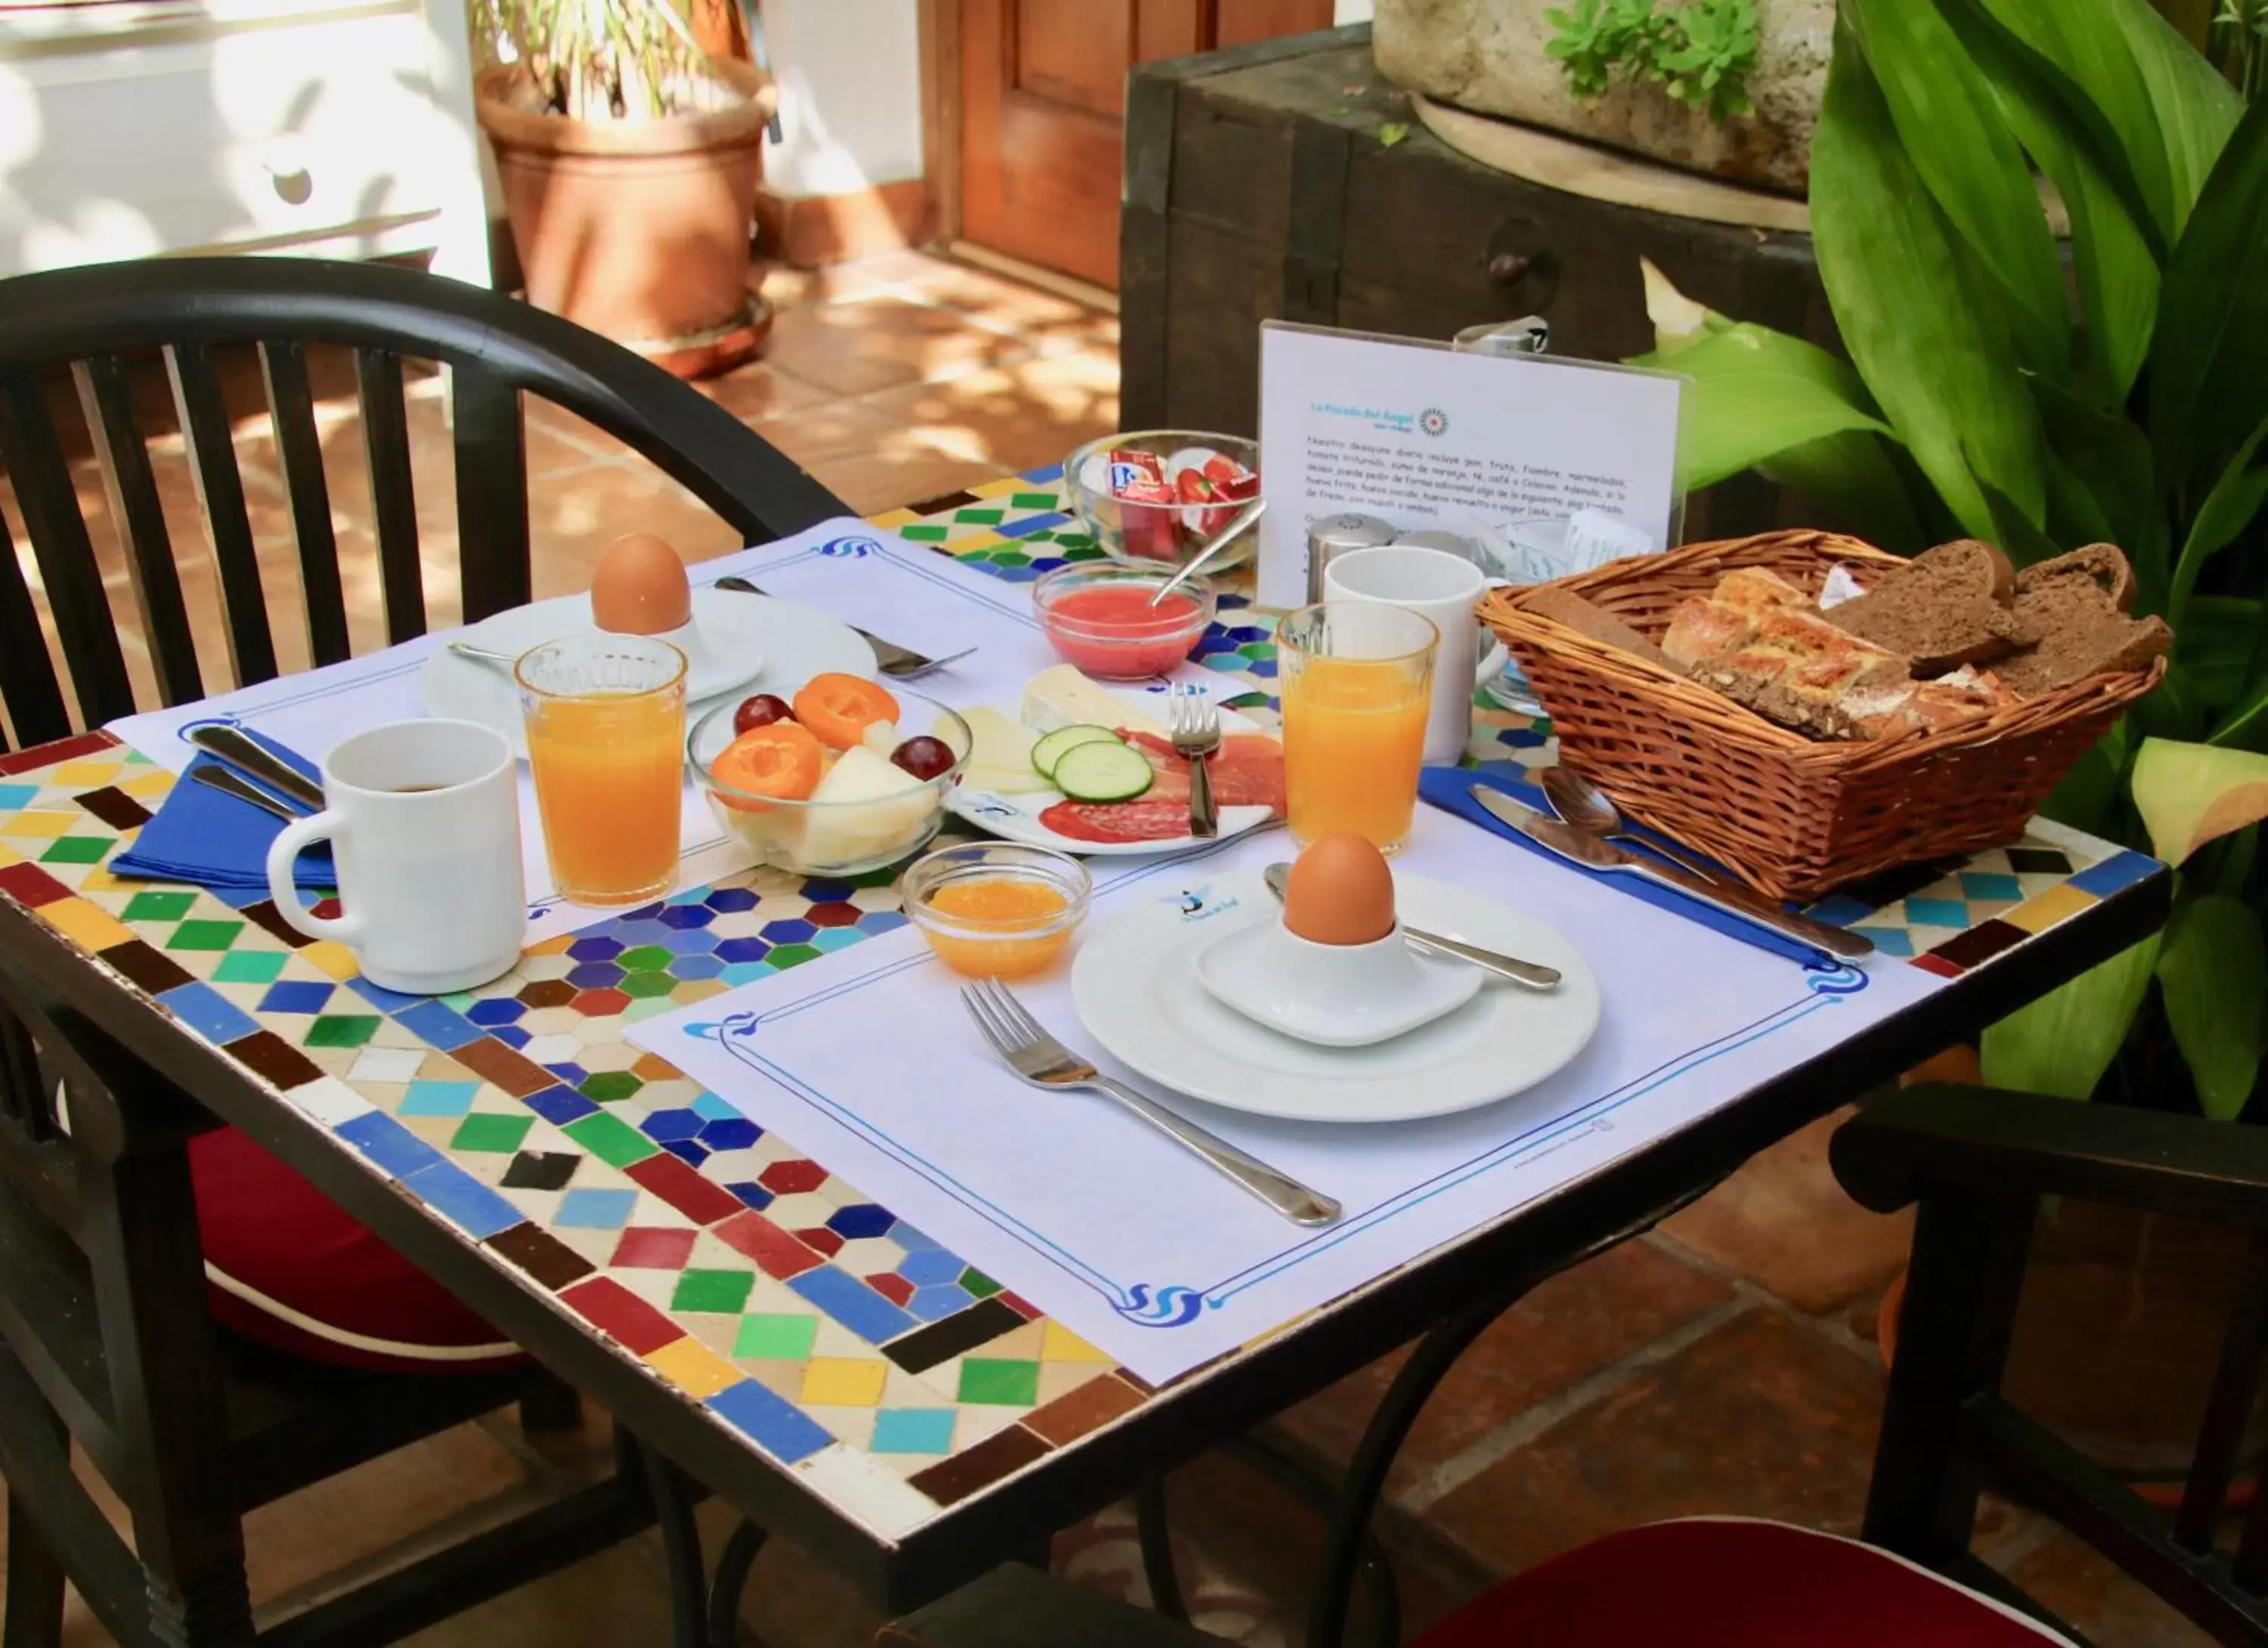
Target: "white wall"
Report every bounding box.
[1334,0,1374,20]
[760,0,925,197]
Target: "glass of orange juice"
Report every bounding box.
[516,634,688,905]
[1277,603,1439,855]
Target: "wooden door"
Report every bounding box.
[958,0,1337,289]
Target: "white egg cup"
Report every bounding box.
[1196,917,1481,1049]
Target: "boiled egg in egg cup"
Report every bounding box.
[589,532,728,685]
[1194,833,1480,1049]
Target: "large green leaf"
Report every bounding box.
[2040,714,2132,835]
[1981,936,2161,1101]
[2209,671,2268,753]
[1811,20,2046,540]
[1760,429,1929,555]
[2157,894,2267,1121]
[1975,0,2183,240]
[2133,737,2268,865]
[1634,322,1895,491]
[2152,97,2268,494]
[2108,0,2244,229]
[1842,0,2069,379]
[2170,411,2268,629]
[2179,596,2263,715]
[2028,374,2167,600]
[1945,2,2164,400]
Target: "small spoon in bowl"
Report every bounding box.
[1147,497,1267,608]
[1540,767,1721,883]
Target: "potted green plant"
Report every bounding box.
[1625,0,2268,1466]
[471,0,777,376]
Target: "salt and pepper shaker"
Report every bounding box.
[1393,527,1482,563]
[1305,513,1397,606]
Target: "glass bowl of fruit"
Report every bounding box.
[689,674,971,876]
[901,842,1092,979]
[1062,430,1259,571]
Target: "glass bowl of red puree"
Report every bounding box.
[1033,562,1218,680]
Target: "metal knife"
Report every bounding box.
[188,764,307,822]
[185,724,327,815]
[1473,789,1875,960]
[1262,863,1561,990]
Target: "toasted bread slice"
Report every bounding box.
[1997,544,2169,694]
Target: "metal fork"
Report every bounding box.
[959,978,1340,1227]
[712,575,975,680]
[1169,687,1222,838]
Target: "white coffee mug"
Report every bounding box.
[1325,546,1513,764]
[265,720,526,995]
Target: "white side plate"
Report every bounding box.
[1072,868,1600,1123]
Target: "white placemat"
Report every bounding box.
[630,807,1944,1384]
[101,518,1220,935]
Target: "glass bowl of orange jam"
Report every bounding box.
[902,843,1092,979]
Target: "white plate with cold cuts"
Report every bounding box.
[1071,866,1600,1123]
[420,587,874,757]
[947,668,1282,857]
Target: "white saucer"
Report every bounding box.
[418,587,875,757]
[1195,920,1481,1047]
[1070,868,1600,1123]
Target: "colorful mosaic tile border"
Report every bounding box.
[0,469,2161,1542]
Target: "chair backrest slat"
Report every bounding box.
[164,341,278,687]
[451,364,531,623]
[2179,1229,2268,1554]
[0,506,70,749]
[257,341,349,668]
[0,375,135,728]
[73,355,203,708]
[354,347,425,644]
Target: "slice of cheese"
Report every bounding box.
[961,706,1051,794]
[1020,664,1167,739]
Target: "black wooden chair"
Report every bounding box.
[0,256,848,1646]
[879,1086,2268,1648]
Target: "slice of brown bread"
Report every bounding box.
[1523,585,1675,671]
[1997,544,2170,694]
[1824,540,2034,671]
[2015,543,2135,612]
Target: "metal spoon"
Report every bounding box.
[1540,767,1721,883]
[1147,496,1267,608]
[1262,863,1560,990]
[448,640,520,673]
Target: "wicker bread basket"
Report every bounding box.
[1478,529,2164,900]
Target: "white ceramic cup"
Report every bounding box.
[264,719,526,995]
[1324,545,1513,764]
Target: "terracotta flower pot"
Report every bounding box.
[476,59,777,378]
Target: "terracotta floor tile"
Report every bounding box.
[748,400,1005,519]
[1423,1309,1886,1576]
[1661,1106,1915,1312]
[858,250,1098,333]
[1272,1240,1735,1504]
[1998,1528,2216,1647]
[760,296,1029,400]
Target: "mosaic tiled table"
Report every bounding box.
[0,466,2171,1606]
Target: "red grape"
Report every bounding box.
[732,693,792,735]
[891,736,957,781]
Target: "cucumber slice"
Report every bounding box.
[1051,739,1155,804]
[1031,723,1121,779]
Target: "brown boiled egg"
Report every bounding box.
[590,533,691,634]
[1281,832,1396,946]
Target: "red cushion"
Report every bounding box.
[189,1128,522,1375]
[1414,1519,2074,1648]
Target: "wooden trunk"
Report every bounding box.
[1120,26,1839,542]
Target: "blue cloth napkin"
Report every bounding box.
[1418,764,1833,969]
[110,729,335,894]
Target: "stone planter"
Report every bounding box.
[1372,0,1832,196]
[477,58,776,378]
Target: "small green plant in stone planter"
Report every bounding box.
[1545,0,1765,121]
[1631,0,2268,1119]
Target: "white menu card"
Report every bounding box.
[1256,321,1686,609]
